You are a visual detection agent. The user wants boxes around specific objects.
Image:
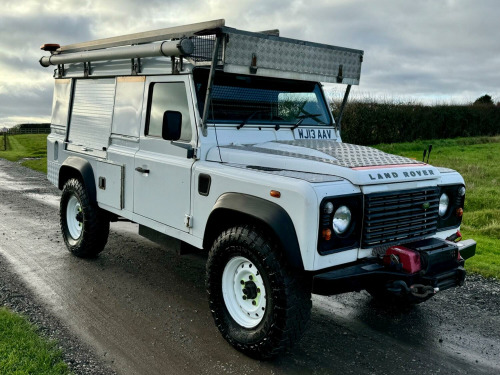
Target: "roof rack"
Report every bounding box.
[58,19,225,53]
[39,19,363,86]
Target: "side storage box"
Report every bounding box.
[95,161,124,210]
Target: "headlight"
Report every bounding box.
[332,205,352,235]
[439,193,449,217]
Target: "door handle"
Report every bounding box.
[135,167,150,174]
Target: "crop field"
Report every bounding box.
[0,134,498,278]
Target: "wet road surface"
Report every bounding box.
[0,158,499,375]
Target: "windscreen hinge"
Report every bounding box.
[336,64,343,83]
[249,53,258,74]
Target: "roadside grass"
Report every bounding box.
[374,136,500,279]
[0,307,70,375]
[0,133,47,173]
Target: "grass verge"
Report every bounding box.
[0,134,498,278]
[0,307,70,374]
[0,133,47,173]
[374,136,500,279]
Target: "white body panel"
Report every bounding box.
[46,64,467,272]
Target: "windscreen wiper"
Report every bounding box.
[237,110,265,130]
[290,113,322,130]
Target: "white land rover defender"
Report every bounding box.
[40,19,476,358]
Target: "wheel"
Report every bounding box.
[60,178,109,258]
[206,225,311,359]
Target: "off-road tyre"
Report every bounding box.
[206,225,312,359]
[60,178,109,258]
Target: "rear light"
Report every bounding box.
[384,246,421,274]
[456,207,463,217]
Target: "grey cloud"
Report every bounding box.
[1,0,499,126]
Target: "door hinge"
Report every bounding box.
[184,214,193,228]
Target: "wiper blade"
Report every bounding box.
[291,113,322,130]
[237,110,264,130]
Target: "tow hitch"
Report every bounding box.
[385,281,438,298]
[312,238,475,296]
[410,284,438,298]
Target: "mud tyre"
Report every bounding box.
[206,225,311,359]
[60,178,109,258]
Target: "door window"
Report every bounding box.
[146,82,192,141]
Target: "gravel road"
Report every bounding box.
[0,158,499,375]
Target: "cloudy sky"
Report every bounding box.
[1,0,498,127]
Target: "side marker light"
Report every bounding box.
[270,190,281,198]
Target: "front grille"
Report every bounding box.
[362,187,439,248]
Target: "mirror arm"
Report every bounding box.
[170,141,197,159]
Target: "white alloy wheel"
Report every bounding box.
[222,256,267,328]
[66,195,83,240]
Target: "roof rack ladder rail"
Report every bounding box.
[39,39,194,67]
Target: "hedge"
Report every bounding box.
[336,102,500,145]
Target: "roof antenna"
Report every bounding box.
[426,144,432,164]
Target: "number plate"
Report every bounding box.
[293,128,335,140]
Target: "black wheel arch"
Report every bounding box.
[59,157,97,204]
[203,193,304,271]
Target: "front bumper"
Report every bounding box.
[312,238,476,296]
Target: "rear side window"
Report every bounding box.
[146,82,192,141]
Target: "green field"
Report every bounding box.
[0,308,69,374]
[0,134,498,278]
[374,136,500,279]
[0,133,48,173]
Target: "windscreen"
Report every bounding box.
[194,69,332,126]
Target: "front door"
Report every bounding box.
[133,76,197,231]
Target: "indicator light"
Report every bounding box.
[270,190,281,198]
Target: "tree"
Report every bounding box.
[473,94,494,106]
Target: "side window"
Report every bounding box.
[147,82,192,141]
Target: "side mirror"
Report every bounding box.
[162,111,182,141]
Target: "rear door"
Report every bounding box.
[133,76,197,231]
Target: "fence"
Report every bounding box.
[1,128,50,151]
[3,128,51,135]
